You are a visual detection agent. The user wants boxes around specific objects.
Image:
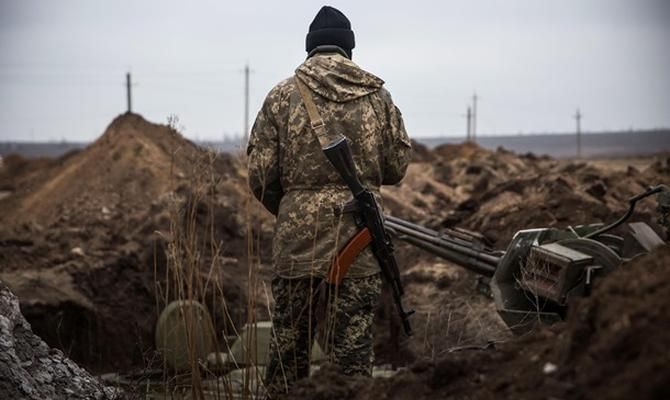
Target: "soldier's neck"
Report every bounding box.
[307,45,351,60]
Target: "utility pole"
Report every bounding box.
[126,72,133,113]
[574,108,582,158]
[466,106,472,142]
[472,92,478,142]
[243,64,250,146]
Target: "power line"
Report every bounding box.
[243,63,251,147]
[574,108,582,158]
[126,72,132,113]
[466,106,472,142]
[125,72,139,113]
[472,92,478,141]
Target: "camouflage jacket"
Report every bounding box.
[247,52,412,278]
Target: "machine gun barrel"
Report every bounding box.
[385,215,487,249]
[384,216,500,277]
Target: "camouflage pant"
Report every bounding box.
[264,274,382,398]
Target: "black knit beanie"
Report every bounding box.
[306,6,355,58]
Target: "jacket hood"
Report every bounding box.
[295,53,384,103]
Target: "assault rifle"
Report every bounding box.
[322,135,415,336]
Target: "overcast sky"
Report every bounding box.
[1,0,669,141]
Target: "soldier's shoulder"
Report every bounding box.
[267,77,297,99]
[375,86,394,104]
[261,78,296,114]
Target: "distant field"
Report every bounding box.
[1,129,668,159]
[419,129,670,158]
[0,141,88,158]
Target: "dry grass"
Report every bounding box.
[143,117,268,399]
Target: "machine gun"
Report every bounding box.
[386,184,670,334]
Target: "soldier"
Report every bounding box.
[247,5,412,398]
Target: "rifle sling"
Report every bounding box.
[294,75,371,283]
[294,76,331,148]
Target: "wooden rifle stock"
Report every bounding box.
[328,228,373,285]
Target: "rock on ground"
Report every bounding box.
[0,281,122,400]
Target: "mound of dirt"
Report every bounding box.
[409,139,435,163]
[287,245,670,400]
[382,144,555,224]
[0,113,272,372]
[457,161,665,246]
[384,143,667,247]
[1,113,229,226]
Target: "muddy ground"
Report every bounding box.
[0,113,668,398]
